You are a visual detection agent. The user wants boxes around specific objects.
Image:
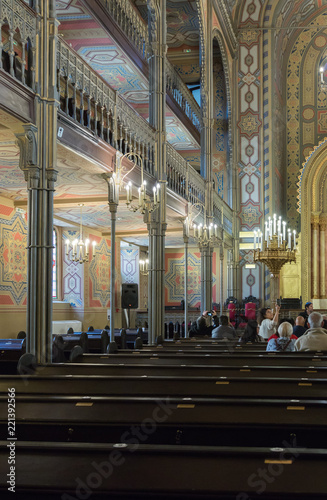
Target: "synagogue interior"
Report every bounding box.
[1,0,327,498]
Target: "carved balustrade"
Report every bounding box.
[100,0,149,58]
[165,61,201,132]
[166,143,205,206]
[57,38,156,175]
[0,0,37,89]
[213,191,233,235]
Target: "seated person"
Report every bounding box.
[266,322,296,352]
[190,310,218,337]
[293,316,307,338]
[295,312,327,351]
[240,320,262,343]
[268,318,298,341]
[212,315,237,340]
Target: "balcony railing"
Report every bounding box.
[57,38,156,175]
[100,0,149,58]
[166,143,205,206]
[98,0,201,132]
[165,62,201,132]
[0,0,37,89]
[213,191,233,235]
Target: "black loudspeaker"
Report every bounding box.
[121,283,138,309]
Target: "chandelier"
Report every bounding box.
[184,203,221,247]
[116,152,160,214]
[139,258,149,276]
[253,214,297,277]
[65,204,96,264]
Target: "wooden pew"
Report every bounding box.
[73,352,327,367]
[1,441,327,499]
[1,374,327,398]
[1,393,327,448]
[37,362,327,379]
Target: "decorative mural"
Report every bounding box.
[0,202,27,306]
[62,230,84,307]
[88,236,111,308]
[164,248,217,308]
[237,0,264,300]
[121,246,139,284]
[213,50,228,200]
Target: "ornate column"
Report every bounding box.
[311,213,321,299]
[16,125,39,356]
[16,2,59,363]
[319,218,327,299]
[199,243,213,313]
[147,0,167,343]
[219,245,224,316]
[183,228,189,338]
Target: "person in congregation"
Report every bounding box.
[299,301,313,329]
[267,318,298,342]
[240,320,262,343]
[190,310,219,337]
[293,316,307,338]
[266,322,297,352]
[212,315,237,340]
[294,312,327,351]
[257,304,280,340]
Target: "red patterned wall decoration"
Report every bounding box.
[0,199,27,306]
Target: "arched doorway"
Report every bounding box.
[299,138,327,306]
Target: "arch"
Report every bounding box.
[299,138,327,302]
[212,27,233,206]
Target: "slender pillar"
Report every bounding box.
[312,216,320,299]
[147,0,167,343]
[183,232,189,338]
[199,243,213,313]
[220,246,224,316]
[15,3,59,363]
[103,173,120,342]
[320,220,326,299]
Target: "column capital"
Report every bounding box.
[16,123,38,171]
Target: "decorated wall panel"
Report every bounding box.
[164,248,217,308]
[238,0,264,300]
[121,246,139,284]
[0,199,27,306]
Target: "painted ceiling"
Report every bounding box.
[56,0,200,152]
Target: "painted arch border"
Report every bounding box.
[299,137,327,302]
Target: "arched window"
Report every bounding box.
[52,229,57,299]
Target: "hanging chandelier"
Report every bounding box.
[65,204,96,264]
[253,214,297,277]
[139,258,149,276]
[114,152,160,214]
[184,203,221,247]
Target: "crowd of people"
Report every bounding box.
[190,301,327,351]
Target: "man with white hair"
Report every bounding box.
[294,312,327,351]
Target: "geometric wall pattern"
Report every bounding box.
[88,237,111,308]
[238,0,264,300]
[121,246,139,285]
[164,249,217,308]
[62,230,83,307]
[0,204,27,305]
